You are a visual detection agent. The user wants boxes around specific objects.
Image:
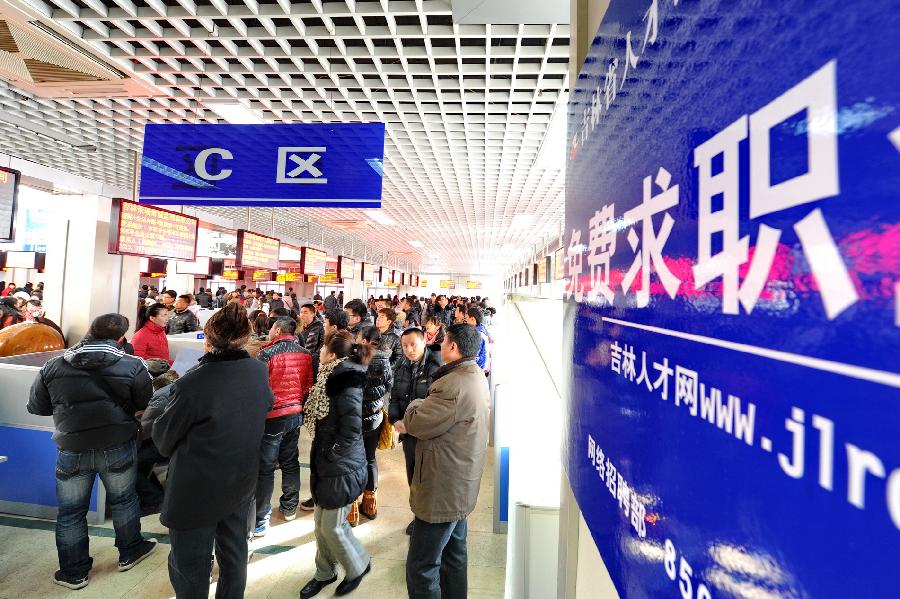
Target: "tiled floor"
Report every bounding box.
[0,433,506,598]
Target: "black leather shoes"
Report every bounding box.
[300,575,337,598]
[335,563,371,596]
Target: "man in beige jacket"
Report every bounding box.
[394,322,490,599]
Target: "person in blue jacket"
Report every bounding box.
[465,307,490,372]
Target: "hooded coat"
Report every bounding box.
[309,360,368,509]
[27,339,153,451]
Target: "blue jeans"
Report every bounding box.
[254,414,303,526]
[406,518,468,599]
[55,440,144,578]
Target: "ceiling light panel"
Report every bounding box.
[2,0,570,273]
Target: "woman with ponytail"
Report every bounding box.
[149,302,274,598]
[299,330,373,598]
[354,325,392,521]
[132,302,171,364]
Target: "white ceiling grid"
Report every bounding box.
[1,0,569,273]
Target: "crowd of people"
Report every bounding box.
[0,280,64,339]
[27,285,497,599]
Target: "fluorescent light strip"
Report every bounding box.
[205,102,264,124]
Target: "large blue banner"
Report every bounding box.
[139,123,384,207]
[564,1,899,597]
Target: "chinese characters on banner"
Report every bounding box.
[110,200,198,260]
[236,229,280,270]
[563,1,899,598]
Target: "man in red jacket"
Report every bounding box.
[253,317,314,536]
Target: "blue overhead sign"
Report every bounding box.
[138,123,385,207]
[564,1,899,598]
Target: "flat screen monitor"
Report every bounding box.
[300,247,327,275]
[4,251,36,269]
[0,167,19,242]
[176,256,212,275]
[236,229,280,270]
[337,256,355,280]
[109,199,199,260]
[553,247,566,280]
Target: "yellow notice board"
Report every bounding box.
[466,280,481,289]
[440,279,456,289]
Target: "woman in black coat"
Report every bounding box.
[354,326,393,520]
[150,303,274,599]
[299,331,373,598]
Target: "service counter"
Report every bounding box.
[0,350,109,524]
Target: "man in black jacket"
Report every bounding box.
[27,313,157,590]
[389,327,444,534]
[167,295,200,334]
[298,303,325,376]
[429,295,454,328]
[345,299,373,335]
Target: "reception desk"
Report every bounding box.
[0,335,207,525]
[0,350,109,524]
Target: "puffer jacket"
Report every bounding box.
[257,335,314,419]
[310,360,368,509]
[167,308,200,335]
[132,321,171,364]
[362,349,392,433]
[299,317,325,375]
[388,346,444,425]
[380,322,404,366]
[27,339,153,451]
[403,358,490,523]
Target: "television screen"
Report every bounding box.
[338,256,355,280]
[176,256,212,275]
[300,247,327,275]
[109,199,199,260]
[0,167,19,242]
[553,247,566,280]
[4,251,36,269]
[236,230,280,270]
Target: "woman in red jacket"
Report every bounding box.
[132,303,171,364]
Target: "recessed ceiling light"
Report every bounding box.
[366,210,397,226]
[407,240,424,248]
[205,101,264,124]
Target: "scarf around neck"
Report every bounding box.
[303,357,346,437]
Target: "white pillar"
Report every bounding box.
[42,195,141,344]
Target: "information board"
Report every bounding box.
[222,269,239,281]
[0,167,18,242]
[564,1,900,598]
[235,230,280,270]
[139,123,385,208]
[300,247,327,275]
[420,279,427,287]
[466,280,481,290]
[109,199,198,260]
[439,279,455,289]
[553,247,565,280]
[338,256,355,280]
[276,272,302,283]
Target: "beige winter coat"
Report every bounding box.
[403,358,490,523]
